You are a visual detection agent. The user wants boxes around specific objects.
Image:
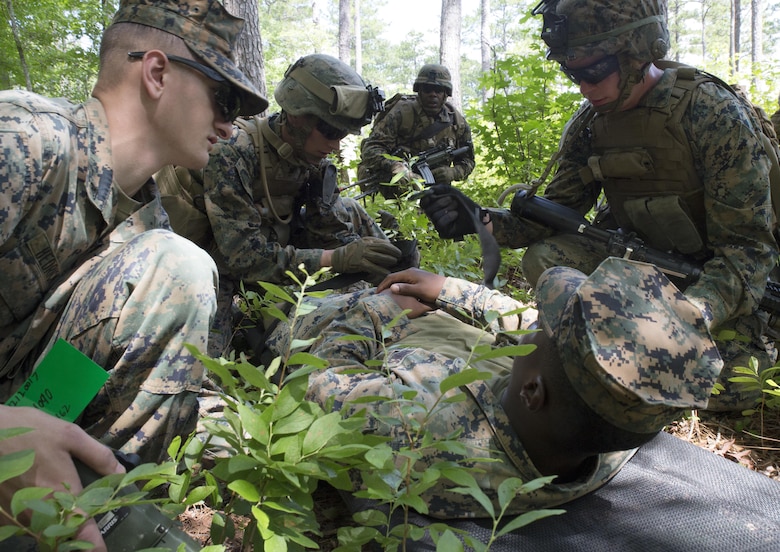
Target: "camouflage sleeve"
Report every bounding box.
[359,102,411,174]
[0,101,45,244]
[451,111,476,181]
[489,207,554,249]
[541,105,603,215]
[683,83,777,326]
[203,129,323,285]
[436,276,538,333]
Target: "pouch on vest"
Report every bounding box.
[623,195,704,254]
[580,149,654,183]
[155,165,211,245]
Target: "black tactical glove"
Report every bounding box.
[418,185,482,240]
[331,237,402,276]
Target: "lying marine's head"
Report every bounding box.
[527,257,722,453]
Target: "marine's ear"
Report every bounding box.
[519,374,546,411]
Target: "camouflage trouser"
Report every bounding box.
[2,229,218,463]
[523,233,777,412]
[207,196,389,357]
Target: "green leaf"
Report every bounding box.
[287,351,328,368]
[238,404,270,444]
[302,411,343,455]
[273,407,316,435]
[439,368,492,394]
[475,344,536,361]
[497,477,525,510]
[11,487,51,518]
[435,529,464,552]
[450,485,495,517]
[0,427,34,441]
[228,479,261,502]
[236,362,270,390]
[0,525,22,541]
[497,509,566,535]
[0,449,35,485]
[185,485,217,505]
[365,445,394,468]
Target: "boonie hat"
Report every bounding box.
[535,257,723,434]
[111,0,268,116]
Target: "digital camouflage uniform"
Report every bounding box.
[267,258,721,518]
[201,114,385,286]
[0,92,217,463]
[0,0,268,463]
[488,0,778,411]
[358,95,475,197]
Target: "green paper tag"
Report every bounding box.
[4,339,109,422]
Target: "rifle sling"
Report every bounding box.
[410,119,451,144]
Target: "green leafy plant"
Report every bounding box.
[729,357,780,418]
[186,267,563,551]
[0,428,196,552]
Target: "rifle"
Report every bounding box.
[411,144,472,184]
[511,190,780,316]
[351,144,471,200]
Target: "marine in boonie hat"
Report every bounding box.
[535,257,723,434]
[111,0,268,116]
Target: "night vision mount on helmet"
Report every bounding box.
[532,0,669,63]
[274,53,384,135]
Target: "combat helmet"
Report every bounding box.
[532,0,669,111]
[413,64,453,96]
[275,54,384,135]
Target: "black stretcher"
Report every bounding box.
[344,432,780,551]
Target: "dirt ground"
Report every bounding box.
[177,407,780,550]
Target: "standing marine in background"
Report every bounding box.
[156,53,404,356]
[357,64,475,199]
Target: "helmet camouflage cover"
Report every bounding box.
[536,257,722,434]
[532,0,669,63]
[274,53,384,135]
[413,64,453,96]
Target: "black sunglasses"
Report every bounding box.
[419,84,446,94]
[560,55,620,85]
[315,118,349,141]
[128,51,242,122]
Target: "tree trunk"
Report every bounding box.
[734,0,741,74]
[4,0,33,91]
[751,0,761,87]
[224,0,267,114]
[338,0,351,65]
[440,0,462,111]
[355,0,362,74]
[480,0,491,104]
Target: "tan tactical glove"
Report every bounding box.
[331,237,402,276]
[390,161,421,188]
[431,166,458,185]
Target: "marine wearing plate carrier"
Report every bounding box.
[357,64,475,198]
[422,0,780,412]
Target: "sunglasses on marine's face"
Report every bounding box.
[127,51,242,122]
[419,84,446,94]
[560,55,620,85]
[315,118,349,141]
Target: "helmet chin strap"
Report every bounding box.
[592,56,648,113]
